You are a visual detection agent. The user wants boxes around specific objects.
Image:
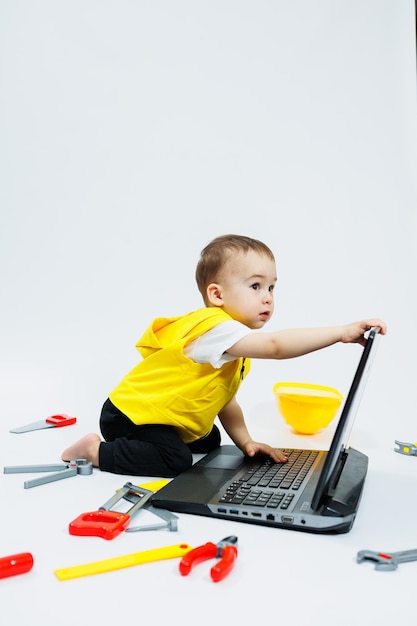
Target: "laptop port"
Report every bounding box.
[251,512,262,517]
[229,509,239,515]
[217,507,227,513]
[281,515,294,524]
[266,514,275,521]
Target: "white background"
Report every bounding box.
[1,2,416,624]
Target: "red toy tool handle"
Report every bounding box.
[0,552,34,579]
[179,542,217,576]
[210,545,238,583]
[46,414,77,427]
[69,510,131,540]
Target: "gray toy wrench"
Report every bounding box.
[357,548,417,571]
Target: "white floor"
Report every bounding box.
[2,363,417,626]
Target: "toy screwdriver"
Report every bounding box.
[179,535,238,582]
[0,553,34,579]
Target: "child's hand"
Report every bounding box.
[341,319,387,347]
[242,440,288,464]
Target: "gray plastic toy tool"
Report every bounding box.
[357,548,417,571]
[3,459,93,488]
[394,440,417,456]
[10,413,76,433]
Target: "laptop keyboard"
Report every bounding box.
[218,449,319,510]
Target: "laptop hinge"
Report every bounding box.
[321,448,368,517]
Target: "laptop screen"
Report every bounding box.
[311,327,381,510]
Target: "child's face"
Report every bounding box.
[211,250,277,329]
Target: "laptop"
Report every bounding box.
[152,327,381,534]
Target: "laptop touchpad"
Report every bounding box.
[204,455,243,470]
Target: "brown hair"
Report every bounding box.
[195,234,275,305]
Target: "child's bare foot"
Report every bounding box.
[61,433,101,466]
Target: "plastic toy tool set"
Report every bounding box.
[1,469,239,582]
[2,409,239,583]
[54,535,238,582]
[3,403,417,583]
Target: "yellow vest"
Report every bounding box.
[109,307,250,443]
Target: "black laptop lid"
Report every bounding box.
[311,327,381,510]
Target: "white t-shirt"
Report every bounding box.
[184,320,254,368]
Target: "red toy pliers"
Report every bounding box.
[179,535,238,582]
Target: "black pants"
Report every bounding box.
[98,398,221,477]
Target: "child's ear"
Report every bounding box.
[206,283,223,305]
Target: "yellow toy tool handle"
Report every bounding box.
[55,543,192,581]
